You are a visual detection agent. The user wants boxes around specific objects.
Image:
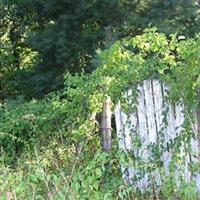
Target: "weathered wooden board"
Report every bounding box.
[115,79,200,193]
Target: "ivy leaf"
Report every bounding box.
[95,168,102,177]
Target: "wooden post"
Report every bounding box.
[101,96,112,152]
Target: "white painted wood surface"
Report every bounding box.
[115,79,200,193]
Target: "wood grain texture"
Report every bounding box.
[115,79,200,192]
[101,96,112,152]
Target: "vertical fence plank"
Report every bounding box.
[143,80,157,144]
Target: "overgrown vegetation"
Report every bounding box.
[1,0,200,199]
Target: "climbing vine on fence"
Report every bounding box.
[74,27,200,123]
[56,27,200,167]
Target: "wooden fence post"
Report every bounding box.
[101,96,112,152]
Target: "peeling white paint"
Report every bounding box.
[115,79,200,193]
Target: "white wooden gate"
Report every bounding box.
[115,79,200,193]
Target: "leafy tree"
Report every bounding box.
[0,0,37,99]
[121,0,200,37]
[2,0,200,99]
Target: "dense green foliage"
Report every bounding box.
[1,28,200,199]
[1,0,200,98]
[1,0,200,199]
